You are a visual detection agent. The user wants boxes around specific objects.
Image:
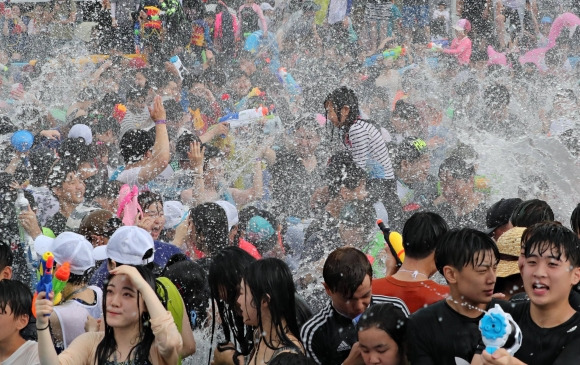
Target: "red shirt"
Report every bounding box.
[372,276,450,313]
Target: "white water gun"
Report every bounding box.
[479,304,523,356]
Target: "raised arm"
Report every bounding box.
[138,95,171,185]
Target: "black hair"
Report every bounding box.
[176,132,202,161]
[28,147,57,187]
[324,86,360,129]
[126,87,147,102]
[189,203,229,257]
[438,155,476,181]
[435,228,500,276]
[96,265,156,365]
[242,258,302,353]
[208,247,256,357]
[58,137,93,167]
[96,180,123,200]
[237,206,283,255]
[268,353,316,365]
[392,100,420,121]
[484,84,510,108]
[523,222,580,267]
[47,159,79,190]
[91,116,120,138]
[392,137,428,170]
[120,129,154,164]
[323,247,372,298]
[403,212,449,259]
[202,145,224,171]
[162,254,209,328]
[510,199,554,227]
[356,303,408,363]
[326,152,367,198]
[163,99,184,123]
[571,203,580,236]
[0,244,13,272]
[138,191,163,213]
[0,279,32,335]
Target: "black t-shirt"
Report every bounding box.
[45,212,68,237]
[507,301,580,365]
[406,299,503,365]
[437,202,487,230]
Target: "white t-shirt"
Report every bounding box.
[115,164,175,191]
[1,341,40,365]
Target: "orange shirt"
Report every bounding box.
[372,276,450,314]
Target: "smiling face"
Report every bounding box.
[358,327,401,365]
[522,243,580,309]
[143,201,165,240]
[105,274,145,329]
[54,171,85,205]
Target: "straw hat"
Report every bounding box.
[496,227,526,278]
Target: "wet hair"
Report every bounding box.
[47,159,79,190]
[162,254,209,328]
[242,258,302,353]
[138,191,163,213]
[571,203,580,236]
[208,247,256,356]
[237,206,283,254]
[58,137,93,167]
[28,147,57,187]
[435,228,500,276]
[392,100,420,121]
[175,132,202,161]
[324,86,360,128]
[510,199,554,227]
[268,353,316,365]
[523,222,580,267]
[323,247,373,298]
[392,137,428,170]
[403,212,449,259]
[189,203,229,257]
[95,180,123,200]
[96,265,156,365]
[120,129,154,164]
[356,303,408,363]
[0,244,13,272]
[0,280,32,335]
[484,84,510,108]
[163,99,184,123]
[202,145,224,170]
[126,87,147,102]
[326,152,367,198]
[438,155,475,181]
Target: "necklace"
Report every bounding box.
[63,286,89,302]
[397,268,429,279]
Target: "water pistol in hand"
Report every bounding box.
[376,220,405,267]
[479,304,523,356]
[32,252,71,317]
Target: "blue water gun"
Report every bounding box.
[479,304,522,355]
[363,46,406,67]
[31,252,54,318]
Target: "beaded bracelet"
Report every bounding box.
[154,119,167,125]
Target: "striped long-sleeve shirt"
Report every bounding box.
[344,120,395,180]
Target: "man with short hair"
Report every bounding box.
[301,247,409,365]
[0,280,40,364]
[406,228,500,364]
[485,197,522,240]
[372,212,450,313]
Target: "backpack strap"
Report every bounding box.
[109,165,125,181]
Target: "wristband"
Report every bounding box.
[154,119,167,125]
[37,322,50,331]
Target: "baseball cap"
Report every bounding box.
[496,227,526,278]
[260,2,274,11]
[453,19,471,32]
[34,232,95,275]
[164,201,187,229]
[93,226,155,265]
[247,216,275,243]
[216,200,239,230]
[68,124,93,145]
[485,198,523,235]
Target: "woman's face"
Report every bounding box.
[143,201,165,240]
[237,279,259,326]
[325,102,348,128]
[358,327,401,365]
[105,274,145,330]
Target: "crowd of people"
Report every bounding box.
[0,0,579,364]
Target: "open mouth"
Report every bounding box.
[532,283,549,294]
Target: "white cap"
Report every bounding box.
[68,124,93,145]
[35,232,95,275]
[93,226,155,265]
[215,200,238,230]
[260,2,275,11]
[163,201,187,229]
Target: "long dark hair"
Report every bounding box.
[324,86,360,131]
[189,203,229,256]
[208,247,257,361]
[243,258,302,357]
[95,265,157,365]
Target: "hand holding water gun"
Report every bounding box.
[377,220,405,267]
[32,252,71,317]
[363,46,406,67]
[479,304,522,356]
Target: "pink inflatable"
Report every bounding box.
[487,12,580,70]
